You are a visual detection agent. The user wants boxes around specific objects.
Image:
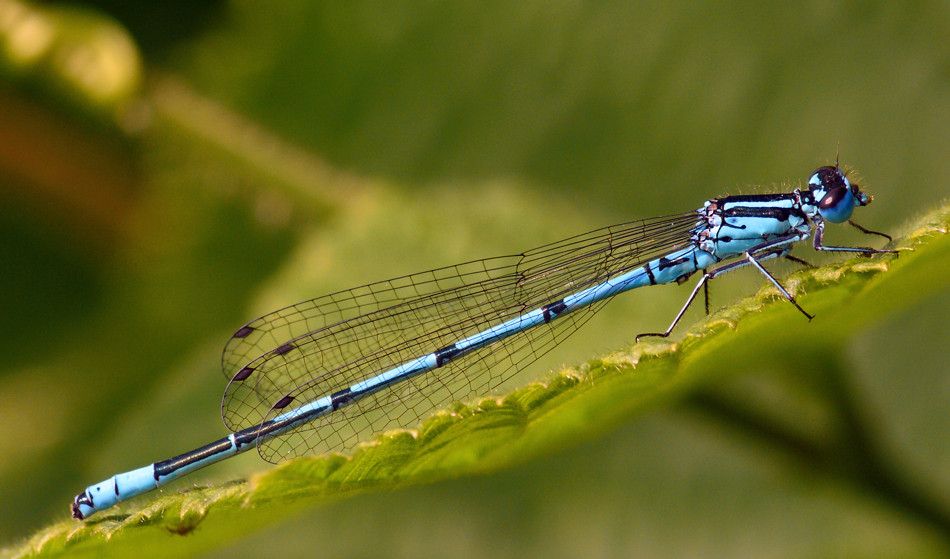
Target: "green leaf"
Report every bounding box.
[10,204,949,558]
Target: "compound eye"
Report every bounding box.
[808,166,835,188]
[810,166,847,190]
[817,186,855,223]
[819,187,847,210]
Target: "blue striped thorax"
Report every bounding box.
[695,191,811,260]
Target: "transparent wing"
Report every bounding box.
[219,266,478,381]
[220,212,701,459]
[256,285,615,462]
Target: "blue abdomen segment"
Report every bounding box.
[640,247,717,285]
[72,465,155,519]
[72,433,249,519]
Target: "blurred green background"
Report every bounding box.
[2,0,949,556]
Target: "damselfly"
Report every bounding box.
[72,163,895,520]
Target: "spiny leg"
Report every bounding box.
[784,254,816,268]
[848,219,892,242]
[703,268,710,315]
[814,220,898,256]
[744,251,813,321]
[635,271,713,341]
[743,221,899,325]
[636,247,789,340]
[749,220,898,322]
[697,249,801,312]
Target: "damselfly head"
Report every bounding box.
[808,165,869,223]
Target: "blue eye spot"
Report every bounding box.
[817,187,856,223]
